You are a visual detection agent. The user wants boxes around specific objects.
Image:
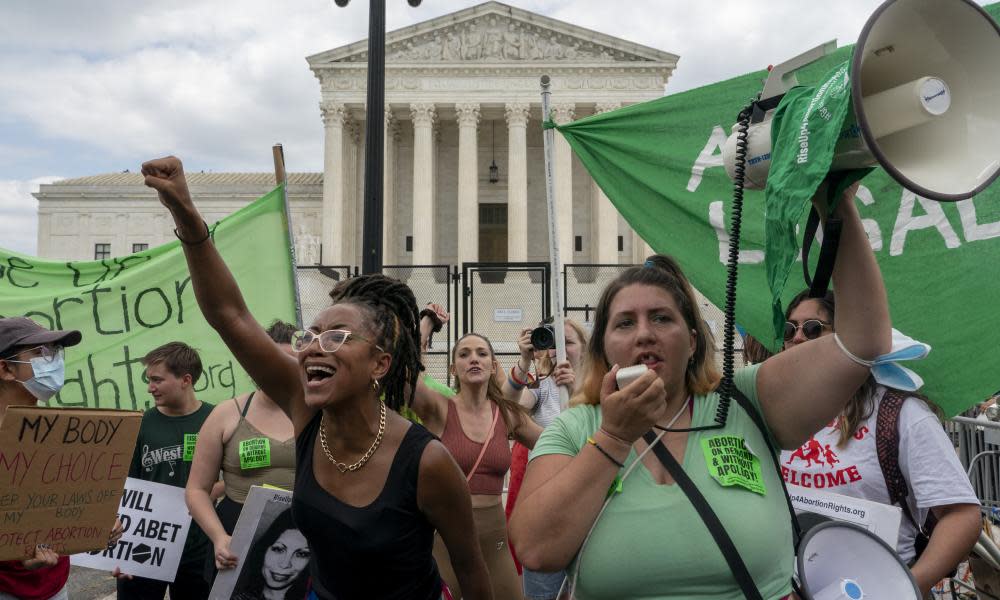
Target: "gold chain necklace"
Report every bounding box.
[319,399,386,473]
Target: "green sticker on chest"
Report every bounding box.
[701,435,766,496]
[239,437,271,470]
[183,433,198,462]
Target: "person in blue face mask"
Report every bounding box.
[0,317,81,600]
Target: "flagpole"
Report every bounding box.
[273,144,303,329]
[540,75,570,408]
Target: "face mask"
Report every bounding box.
[14,351,66,402]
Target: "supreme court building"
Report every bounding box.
[34,2,678,269]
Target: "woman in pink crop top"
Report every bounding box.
[413,329,542,600]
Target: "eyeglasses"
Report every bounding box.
[783,319,831,342]
[291,330,384,354]
[2,345,63,362]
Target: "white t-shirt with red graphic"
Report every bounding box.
[779,385,978,563]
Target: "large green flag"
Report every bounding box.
[0,186,298,410]
[553,7,1000,417]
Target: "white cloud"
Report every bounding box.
[0,177,62,255]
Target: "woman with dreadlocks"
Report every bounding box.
[142,156,492,600]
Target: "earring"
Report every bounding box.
[372,378,381,395]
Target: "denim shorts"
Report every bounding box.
[523,567,567,600]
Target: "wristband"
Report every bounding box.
[587,436,625,469]
[418,308,443,333]
[174,220,212,246]
[598,427,632,447]
[507,375,525,391]
[510,366,530,387]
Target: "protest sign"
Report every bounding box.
[71,477,191,581]
[210,486,309,600]
[0,406,140,561]
[550,4,1000,416]
[787,486,901,548]
[0,184,298,410]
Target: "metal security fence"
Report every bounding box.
[947,416,1000,508]
[461,262,550,361]
[563,263,637,324]
[382,265,454,386]
[297,266,355,326]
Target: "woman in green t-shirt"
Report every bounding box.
[510,183,891,599]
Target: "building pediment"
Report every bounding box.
[307,1,677,68]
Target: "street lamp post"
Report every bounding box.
[334,0,423,274]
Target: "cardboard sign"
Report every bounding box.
[788,486,902,548]
[0,406,141,561]
[210,486,310,600]
[72,478,192,582]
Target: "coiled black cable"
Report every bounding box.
[653,101,754,434]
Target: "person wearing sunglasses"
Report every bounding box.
[778,289,980,597]
[141,155,491,600]
[0,318,121,600]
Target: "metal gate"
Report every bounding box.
[460,262,550,359]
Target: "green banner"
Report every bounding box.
[553,5,1000,417]
[0,186,298,410]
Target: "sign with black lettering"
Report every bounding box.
[210,486,309,600]
[71,477,191,582]
[0,406,141,561]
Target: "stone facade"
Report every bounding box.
[35,1,675,267]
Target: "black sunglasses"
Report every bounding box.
[783,319,831,342]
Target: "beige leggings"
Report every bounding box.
[434,503,523,600]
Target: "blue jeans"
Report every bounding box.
[523,567,566,600]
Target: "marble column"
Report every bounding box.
[410,103,437,265]
[633,231,654,263]
[383,107,399,264]
[505,102,530,262]
[592,102,622,264]
[456,103,480,266]
[347,119,362,266]
[320,101,346,265]
[551,103,576,268]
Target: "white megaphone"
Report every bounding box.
[796,521,921,599]
[722,0,1000,201]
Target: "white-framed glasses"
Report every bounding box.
[3,345,63,363]
[291,329,384,354]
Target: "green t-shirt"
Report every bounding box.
[128,402,215,567]
[530,364,793,600]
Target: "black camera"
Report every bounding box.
[530,324,556,351]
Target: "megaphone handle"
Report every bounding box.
[801,206,843,299]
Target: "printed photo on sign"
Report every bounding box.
[72,477,192,582]
[210,486,311,600]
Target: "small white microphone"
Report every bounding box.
[615,364,649,390]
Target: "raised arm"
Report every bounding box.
[501,328,537,409]
[757,182,892,449]
[141,157,303,423]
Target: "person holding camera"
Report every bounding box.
[413,313,543,600]
[501,319,588,600]
[510,183,894,599]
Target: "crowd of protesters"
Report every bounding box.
[0,156,986,600]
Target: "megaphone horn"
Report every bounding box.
[723,0,1000,201]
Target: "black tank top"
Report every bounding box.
[292,413,441,600]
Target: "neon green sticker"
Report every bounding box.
[701,435,766,496]
[239,437,272,470]
[183,433,198,462]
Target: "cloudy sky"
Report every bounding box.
[0,0,987,254]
